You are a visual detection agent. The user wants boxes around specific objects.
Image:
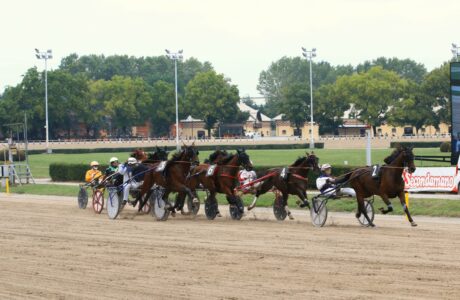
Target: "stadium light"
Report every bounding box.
[165,49,184,151]
[452,43,460,61]
[301,47,317,149]
[35,48,53,154]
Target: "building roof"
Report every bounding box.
[237,102,271,122]
[181,115,203,122]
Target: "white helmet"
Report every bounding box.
[321,163,332,171]
[127,157,137,165]
[109,157,119,163]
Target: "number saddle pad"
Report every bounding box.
[156,161,167,172]
[206,164,217,177]
[371,164,381,179]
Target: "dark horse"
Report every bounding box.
[136,144,200,212]
[249,152,320,219]
[187,149,253,219]
[343,146,417,227]
[173,149,230,214]
[131,147,169,163]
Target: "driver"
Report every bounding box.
[118,157,148,205]
[316,164,356,197]
[85,161,102,186]
[238,167,259,194]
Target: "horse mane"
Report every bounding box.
[209,150,228,162]
[170,150,184,161]
[384,147,402,164]
[218,153,235,165]
[290,156,306,167]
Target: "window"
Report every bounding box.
[282,130,286,135]
[391,128,396,133]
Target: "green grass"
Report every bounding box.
[27,148,447,178]
[6,184,460,218]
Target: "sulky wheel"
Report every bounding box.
[92,189,104,214]
[107,188,121,220]
[358,200,375,227]
[186,194,200,216]
[204,193,218,220]
[78,186,88,209]
[273,194,287,221]
[150,188,170,221]
[310,196,328,227]
[229,196,244,220]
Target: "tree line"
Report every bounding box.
[0,54,246,139]
[0,54,452,140]
[257,56,450,135]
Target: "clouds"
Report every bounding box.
[1,0,459,96]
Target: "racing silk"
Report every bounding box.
[118,163,133,184]
[85,169,102,183]
[238,170,257,186]
[105,165,118,176]
[316,174,334,193]
[132,164,148,182]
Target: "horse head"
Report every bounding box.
[236,148,253,170]
[131,148,147,162]
[306,151,320,172]
[182,143,200,165]
[384,146,416,173]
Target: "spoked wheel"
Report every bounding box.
[273,194,287,221]
[92,190,104,214]
[186,194,200,216]
[78,186,88,209]
[107,188,121,220]
[150,188,170,221]
[204,191,218,220]
[310,196,328,227]
[229,196,244,220]
[357,199,375,227]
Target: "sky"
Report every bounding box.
[1,0,459,98]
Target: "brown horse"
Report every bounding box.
[343,146,417,227]
[136,144,200,212]
[173,149,230,214]
[187,149,253,219]
[249,153,320,219]
[131,147,169,163]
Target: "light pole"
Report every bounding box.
[165,49,183,151]
[301,47,317,149]
[35,48,53,154]
[452,43,460,61]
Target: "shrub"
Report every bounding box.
[440,141,451,153]
[390,141,443,148]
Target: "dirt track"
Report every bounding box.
[1,194,460,299]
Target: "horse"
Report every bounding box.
[341,146,417,227]
[249,152,320,220]
[173,149,230,215]
[136,143,200,213]
[187,149,253,219]
[131,147,169,163]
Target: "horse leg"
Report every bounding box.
[137,175,153,212]
[357,196,375,227]
[282,191,294,220]
[248,176,273,210]
[294,187,310,209]
[210,191,221,217]
[398,191,417,227]
[378,194,393,214]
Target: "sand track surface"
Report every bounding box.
[0,193,459,299]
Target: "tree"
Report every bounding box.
[185,71,247,137]
[421,62,450,125]
[277,82,310,135]
[333,66,409,134]
[88,76,152,137]
[314,83,351,135]
[257,56,353,116]
[149,80,177,137]
[356,57,427,83]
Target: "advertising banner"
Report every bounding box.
[403,166,459,192]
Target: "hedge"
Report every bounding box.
[390,141,444,148]
[31,142,324,155]
[440,141,451,153]
[50,162,356,189]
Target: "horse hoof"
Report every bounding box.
[217,212,222,217]
[247,205,255,211]
[411,222,418,227]
[369,223,376,227]
[288,215,295,220]
[171,212,176,217]
[355,213,361,218]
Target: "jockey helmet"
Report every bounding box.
[127,157,137,165]
[109,157,119,163]
[90,161,99,167]
[321,163,331,171]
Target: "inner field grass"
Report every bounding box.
[5,184,460,218]
[27,148,447,178]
